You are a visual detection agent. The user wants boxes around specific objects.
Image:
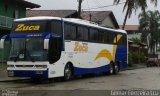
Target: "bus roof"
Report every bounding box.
[63,18,126,34]
[14,16,62,21]
[14,16,127,34]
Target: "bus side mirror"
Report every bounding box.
[0,35,9,49]
[44,38,49,50]
[0,39,5,49]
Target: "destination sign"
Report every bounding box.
[15,24,40,31]
[12,21,46,33]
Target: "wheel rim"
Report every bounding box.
[115,64,118,72]
[110,65,113,74]
[64,65,72,80]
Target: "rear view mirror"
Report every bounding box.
[0,39,5,49]
[44,38,49,49]
[0,35,9,49]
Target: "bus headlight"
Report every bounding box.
[8,70,14,76]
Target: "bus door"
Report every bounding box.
[48,37,62,64]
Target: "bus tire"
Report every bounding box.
[109,62,114,75]
[113,63,119,75]
[63,63,73,81]
[109,62,119,75]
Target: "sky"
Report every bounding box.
[27,0,160,25]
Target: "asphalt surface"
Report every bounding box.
[1,67,160,96]
[0,67,160,90]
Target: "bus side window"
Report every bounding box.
[89,28,98,42]
[113,33,117,44]
[64,23,76,40]
[108,32,112,44]
[110,32,116,44]
[64,23,70,39]
[104,32,108,44]
[51,21,62,35]
[77,26,88,41]
[123,34,127,45]
[117,34,126,45]
[98,30,105,43]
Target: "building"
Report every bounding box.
[81,11,119,29]
[119,25,141,40]
[0,0,40,37]
[0,0,40,61]
[27,10,119,29]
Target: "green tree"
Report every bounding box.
[113,0,157,29]
[139,10,160,53]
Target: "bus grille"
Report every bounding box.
[16,65,34,67]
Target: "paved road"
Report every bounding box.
[0,67,160,90]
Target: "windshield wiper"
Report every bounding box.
[14,49,35,62]
[14,49,25,62]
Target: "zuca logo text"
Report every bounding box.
[74,42,88,52]
[15,24,40,31]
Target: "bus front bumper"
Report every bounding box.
[7,69,48,78]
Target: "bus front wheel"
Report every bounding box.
[64,64,73,81]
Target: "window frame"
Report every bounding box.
[50,20,63,35]
[64,22,77,40]
[89,28,99,42]
[77,25,89,41]
[63,21,127,45]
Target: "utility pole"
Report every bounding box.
[78,0,83,19]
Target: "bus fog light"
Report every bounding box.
[36,71,43,74]
[8,71,14,76]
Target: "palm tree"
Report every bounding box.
[139,10,160,53]
[114,0,157,29]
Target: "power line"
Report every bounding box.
[83,1,126,10]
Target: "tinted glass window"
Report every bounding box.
[51,21,62,34]
[89,28,98,42]
[108,32,113,44]
[113,33,117,44]
[124,35,127,45]
[77,26,88,40]
[104,31,109,44]
[117,34,127,45]
[98,31,105,43]
[64,23,76,40]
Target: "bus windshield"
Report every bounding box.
[9,37,48,61]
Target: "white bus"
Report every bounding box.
[0,16,128,80]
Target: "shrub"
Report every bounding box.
[131,52,139,63]
[128,53,133,67]
[139,52,146,63]
[129,52,146,64]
